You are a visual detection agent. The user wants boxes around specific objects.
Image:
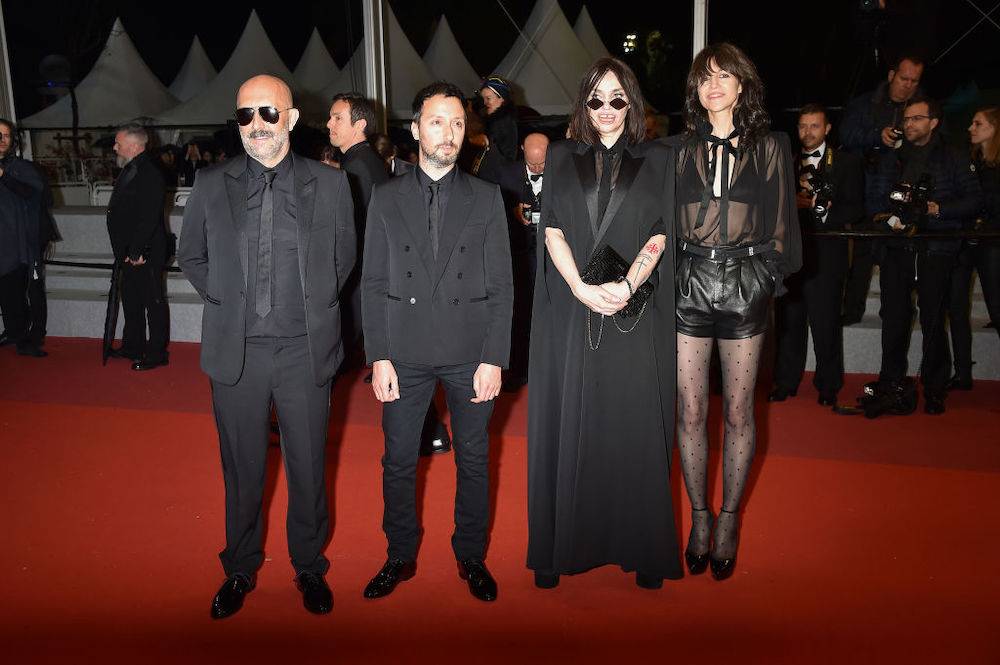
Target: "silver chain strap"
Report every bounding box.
[586,302,647,350]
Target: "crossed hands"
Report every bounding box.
[572,280,630,316]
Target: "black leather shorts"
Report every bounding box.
[675,252,774,339]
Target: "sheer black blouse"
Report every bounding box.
[675,131,801,279]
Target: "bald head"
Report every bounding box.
[236,75,299,167]
[523,133,549,174]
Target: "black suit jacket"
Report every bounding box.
[107,152,167,262]
[178,154,356,386]
[797,145,864,277]
[341,142,389,240]
[361,167,513,368]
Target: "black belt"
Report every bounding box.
[678,240,774,261]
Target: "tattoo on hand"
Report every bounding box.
[644,242,661,255]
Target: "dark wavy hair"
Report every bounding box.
[568,57,647,147]
[683,43,769,152]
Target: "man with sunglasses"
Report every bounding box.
[178,75,356,618]
[865,96,982,415]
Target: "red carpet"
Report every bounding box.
[2,338,999,664]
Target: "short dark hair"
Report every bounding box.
[411,81,466,122]
[905,94,941,120]
[567,57,647,146]
[0,117,14,134]
[798,103,829,123]
[117,122,149,144]
[331,93,377,136]
[892,53,926,72]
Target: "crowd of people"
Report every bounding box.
[2,38,997,619]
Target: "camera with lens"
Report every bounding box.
[529,191,542,225]
[887,173,933,229]
[806,171,835,219]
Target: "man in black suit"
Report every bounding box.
[106,124,169,370]
[771,104,864,406]
[360,81,513,602]
[497,132,548,390]
[178,75,355,618]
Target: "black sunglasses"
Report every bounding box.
[234,106,293,126]
[586,97,629,111]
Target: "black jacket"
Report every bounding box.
[485,104,519,162]
[361,167,513,368]
[839,81,915,161]
[341,141,390,243]
[974,157,1000,230]
[107,152,167,263]
[178,154,356,386]
[796,145,864,276]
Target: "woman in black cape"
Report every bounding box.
[526,57,681,590]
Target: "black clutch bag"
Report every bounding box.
[580,244,653,318]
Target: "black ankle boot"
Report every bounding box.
[684,508,713,575]
[710,509,739,581]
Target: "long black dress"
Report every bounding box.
[526,137,682,580]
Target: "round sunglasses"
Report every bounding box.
[234,106,293,126]
[586,97,629,111]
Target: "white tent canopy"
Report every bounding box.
[423,16,481,95]
[574,6,610,61]
[169,36,217,102]
[493,0,592,115]
[322,4,434,119]
[294,28,339,92]
[21,18,178,128]
[153,10,298,126]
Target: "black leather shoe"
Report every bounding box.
[533,572,560,589]
[685,550,709,575]
[210,573,255,619]
[458,559,497,602]
[132,357,169,371]
[767,386,797,402]
[636,572,663,589]
[0,333,16,346]
[295,572,332,614]
[363,559,415,599]
[107,347,142,361]
[924,393,946,415]
[709,555,736,581]
[946,372,973,391]
[419,433,452,456]
[16,344,48,357]
[818,392,837,407]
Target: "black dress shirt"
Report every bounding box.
[595,132,627,221]
[245,153,306,337]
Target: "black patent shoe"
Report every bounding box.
[419,432,452,456]
[709,509,739,581]
[636,572,663,589]
[818,392,837,407]
[363,559,415,599]
[767,386,797,402]
[685,508,713,575]
[295,572,332,614]
[533,572,560,589]
[132,355,169,371]
[458,558,497,601]
[210,573,256,619]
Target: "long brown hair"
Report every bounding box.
[567,57,647,147]
[683,43,769,151]
[972,106,1000,167]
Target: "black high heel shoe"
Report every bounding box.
[684,508,713,575]
[709,509,739,581]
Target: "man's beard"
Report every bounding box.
[243,128,288,163]
[116,154,131,168]
[420,141,458,168]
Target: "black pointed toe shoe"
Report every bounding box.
[685,550,710,575]
[709,555,736,581]
[210,573,256,619]
[296,572,332,614]
[363,559,415,599]
[458,558,497,601]
[533,572,560,589]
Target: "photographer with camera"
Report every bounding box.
[840,53,925,325]
[864,96,982,415]
[771,105,864,407]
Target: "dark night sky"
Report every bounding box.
[3,0,995,124]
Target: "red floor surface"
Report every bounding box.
[2,338,999,664]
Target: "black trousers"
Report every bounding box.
[120,261,169,361]
[210,336,332,577]
[508,225,537,383]
[878,246,954,395]
[948,242,1000,373]
[381,361,494,562]
[0,266,29,342]
[773,244,846,395]
[843,238,875,322]
[27,263,47,345]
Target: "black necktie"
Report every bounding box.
[255,170,276,318]
[597,149,614,222]
[802,150,821,159]
[529,173,543,182]
[428,181,441,258]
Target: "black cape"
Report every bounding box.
[526,139,682,579]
